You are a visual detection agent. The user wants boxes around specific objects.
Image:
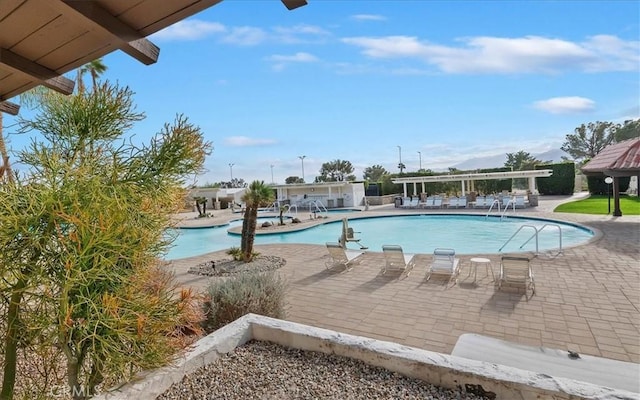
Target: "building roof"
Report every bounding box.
[392,169,553,184]
[0,0,306,115]
[581,138,640,177]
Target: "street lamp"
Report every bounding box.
[298,155,306,181]
[605,176,613,214]
[270,164,275,184]
[228,163,234,180]
[397,146,402,163]
[417,151,422,171]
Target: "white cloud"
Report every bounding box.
[267,52,319,71]
[151,20,226,41]
[351,14,387,21]
[342,34,640,74]
[273,24,331,43]
[225,136,278,146]
[221,27,268,46]
[533,96,596,114]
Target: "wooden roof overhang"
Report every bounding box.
[581,138,640,177]
[580,138,640,216]
[0,0,307,115]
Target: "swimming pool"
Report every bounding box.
[164,215,594,260]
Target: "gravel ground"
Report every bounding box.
[157,341,486,400]
[188,255,286,276]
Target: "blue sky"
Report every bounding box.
[6,0,640,185]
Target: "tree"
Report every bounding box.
[218,178,247,188]
[504,151,545,171]
[240,180,274,262]
[285,176,304,184]
[0,83,211,399]
[561,121,616,161]
[0,112,13,184]
[613,119,640,142]
[363,164,388,182]
[315,159,355,182]
[76,58,107,94]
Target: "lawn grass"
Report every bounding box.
[554,194,640,215]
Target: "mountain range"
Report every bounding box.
[451,149,570,170]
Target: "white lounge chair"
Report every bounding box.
[381,245,415,276]
[502,196,515,212]
[422,198,435,208]
[425,247,460,284]
[498,256,535,298]
[402,198,419,208]
[432,198,443,208]
[474,196,485,208]
[515,195,526,208]
[457,197,467,208]
[448,197,459,208]
[325,242,364,271]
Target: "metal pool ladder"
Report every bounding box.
[499,224,563,255]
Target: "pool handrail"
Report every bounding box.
[499,224,538,253]
[519,224,562,256]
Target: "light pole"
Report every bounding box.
[228,163,234,181]
[397,146,402,164]
[417,151,422,171]
[298,155,306,181]
[605,176,613,214]
[270,164,275,184]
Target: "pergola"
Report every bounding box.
[581,137,640,217]
[0,0,306,114]
[392,169,553,198]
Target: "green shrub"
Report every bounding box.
[202,272,286,333]
[536,162,575,195]
[586,175,630,195]
[227,247,243,261]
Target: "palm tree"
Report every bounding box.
[76,58,107,93]
[240,180,275,262]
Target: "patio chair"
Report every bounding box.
[474,196,486,208]
[514,195,526,208]
[498,256,535,298]
[448,197,459,208]
[457,197,467,208]
[402,198,419,208]
[381,245,416,276]
[425,247,460,284]
[421,197,435,208]
[325,242,364,271]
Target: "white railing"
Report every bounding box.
[310,200,328,218]
[498,224,563,255]
[284,204,298,217]
[484,199,502,218]
[500,198,516,219]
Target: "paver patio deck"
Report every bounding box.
[168,195,640,366]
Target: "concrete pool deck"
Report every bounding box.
[168,194,640,365]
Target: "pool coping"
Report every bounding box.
[168,210,601,260]
[93,314,637,400]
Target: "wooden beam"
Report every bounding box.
[61,1,159,65]
[0,101,20,116]
[0,48,75,95]
[281,0,308,10]
[140,0,224,36]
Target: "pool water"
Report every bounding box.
[164,215,593,260]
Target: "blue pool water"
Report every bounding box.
[164,215,594,260]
